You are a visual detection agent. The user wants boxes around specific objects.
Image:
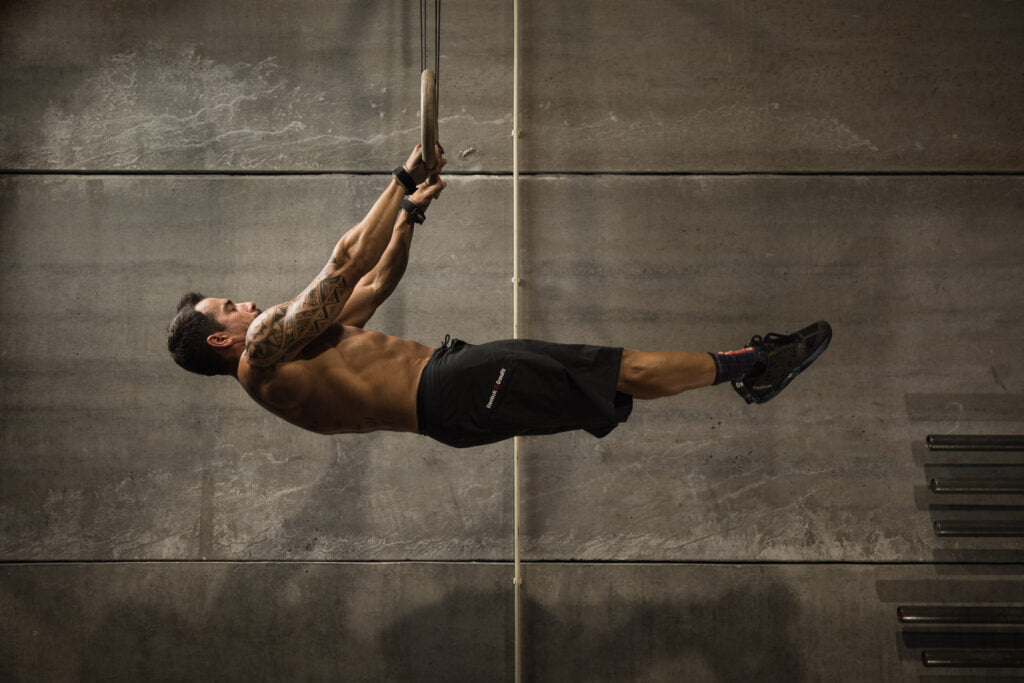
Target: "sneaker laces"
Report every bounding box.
[749,332,797,348]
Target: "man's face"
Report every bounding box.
[195,297,262,337]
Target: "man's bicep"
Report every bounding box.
[246,266,355,366]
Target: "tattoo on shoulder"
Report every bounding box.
[246,305,289,367]
[245,271,350,367]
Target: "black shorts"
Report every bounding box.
[416,337,633,448]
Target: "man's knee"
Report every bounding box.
[616,349,649,397]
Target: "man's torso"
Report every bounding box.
[237,325,434,434]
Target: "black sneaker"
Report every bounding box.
[732,321,832,405]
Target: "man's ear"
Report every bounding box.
[207,332,233,349]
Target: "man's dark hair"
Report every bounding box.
[167,292,232,376]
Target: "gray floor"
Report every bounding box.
[2,1,1023,680]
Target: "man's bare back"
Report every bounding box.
[237,325,434,435]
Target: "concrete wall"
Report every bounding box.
[2,0,1023,680]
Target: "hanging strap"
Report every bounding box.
[420,0,441,119]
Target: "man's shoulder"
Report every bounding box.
[244,302,291,361]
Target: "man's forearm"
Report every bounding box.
[330,145,443,277]
[364,217,415,300]
[330,178,406,276]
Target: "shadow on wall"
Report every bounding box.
[518,579,804,681]
[378,589,516,682]
[73,572,511,681]
[65,573,801,681]
[381,579,804,680]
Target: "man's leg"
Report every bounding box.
[616,350,716,399]
[616,321,832,404]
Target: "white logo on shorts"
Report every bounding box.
[485,367,507,409]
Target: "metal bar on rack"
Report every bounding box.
[930,478,1024,494]
[899,606,1024,625]
[922,649,1024,667]
[933,520,1024,537]
[926,435,1024,451]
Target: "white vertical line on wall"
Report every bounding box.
[512,0,523,680]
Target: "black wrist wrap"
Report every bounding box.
[402,198,426,224]
[392,166,417,194]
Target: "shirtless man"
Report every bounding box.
[167,144,832,448]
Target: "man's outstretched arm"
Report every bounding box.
[245,149,445,367]
[336,215,415,329]
[339,155,448,328]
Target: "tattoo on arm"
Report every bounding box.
[246,269,350,367]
